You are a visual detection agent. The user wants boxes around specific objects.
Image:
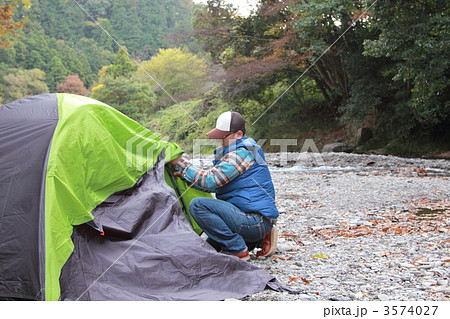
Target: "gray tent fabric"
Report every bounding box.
[0,94,59,300]
[59,154,286,300]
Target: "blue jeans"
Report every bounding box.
[189,197,273,254]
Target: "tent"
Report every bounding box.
[0,93,286,301]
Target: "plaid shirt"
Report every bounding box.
[173,147,256,192]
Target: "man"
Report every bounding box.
[170,111,278,261]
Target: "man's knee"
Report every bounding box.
[189,197,205,217]
[190,197,219,218]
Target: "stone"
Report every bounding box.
[322,143,350,153]
[297,294,317,301]
[245,152,450,301]
[312,225,336,231]
[277,243,296,252]
[348,220,373,227]
[378,294,390,301]
[354,291,364,298]
[357,127,373,145]
[330,296,352,301]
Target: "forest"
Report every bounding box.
[1,0,449,156]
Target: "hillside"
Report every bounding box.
[0,0,449,156]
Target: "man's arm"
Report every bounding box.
[171,148,255,192]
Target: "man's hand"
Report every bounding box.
[173,170,182,178]
[169,156,183,178]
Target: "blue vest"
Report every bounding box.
[213,136,279,220]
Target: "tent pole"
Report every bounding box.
[165,166,195,229]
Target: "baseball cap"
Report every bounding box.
[206,111,246,139]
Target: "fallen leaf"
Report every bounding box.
[300,277,310,284]
[280,232,301,239]
[411,255,425,265]
[271,256,286,260]
[289,276,300,282]
[295,239,305,246]
[380,250,405,257]
[313,253,329,259]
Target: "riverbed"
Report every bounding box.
[245,152,450,301]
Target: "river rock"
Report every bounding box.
[322,142,350,153]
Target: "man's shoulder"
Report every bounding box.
[220,147,256,166]
[234,146,255,159]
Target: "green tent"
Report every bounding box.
[0,93,282,301]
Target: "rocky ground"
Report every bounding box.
[238,152,450,301]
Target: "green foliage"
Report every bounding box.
[84,18,115,52]
[136,48,210,109]
[91,76,156,122]
[110,0,143,55]
[383,138,450,157]
[363,0,450,128]
[339,54,390,124]
[29,0,86,44]
[107,0,197,58]
[77,0,112,19]
[46,56,68,91]
[2,68,49,103]
[190,0,449,154]
[75,37,115,79]
[236,78,332,144]
[192,0,356,121]
[1,0,448,157]
[103,48,137,79]
[0,26,96,91]
[0,0,198,97]
[147,96,231,153]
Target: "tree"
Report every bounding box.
[84,18,115,52]
[28,0,86,44]
[364,0,450,128]
[54,39,93,87]
[198,0,377,103]
[0,0,31,47]
[137,0,167,58]
[56,74,90,96]
[91,76,156,122]
[136,47,210,108]
[193,0,242,64]
[77,0,112,19]
[2,68,48,103]
[75,37,116,81]
[102,48,137,80]
[46,56,68,91]
[110,0,143,55]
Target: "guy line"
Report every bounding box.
[252,0,378,125]
[71,0,199,125]
[75,164,193,300]
[71,0,376,298]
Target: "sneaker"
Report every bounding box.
[222,249,250,261]
[256,226,278,257]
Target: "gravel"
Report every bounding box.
[245,152,450,301]
[191,151,450,301]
